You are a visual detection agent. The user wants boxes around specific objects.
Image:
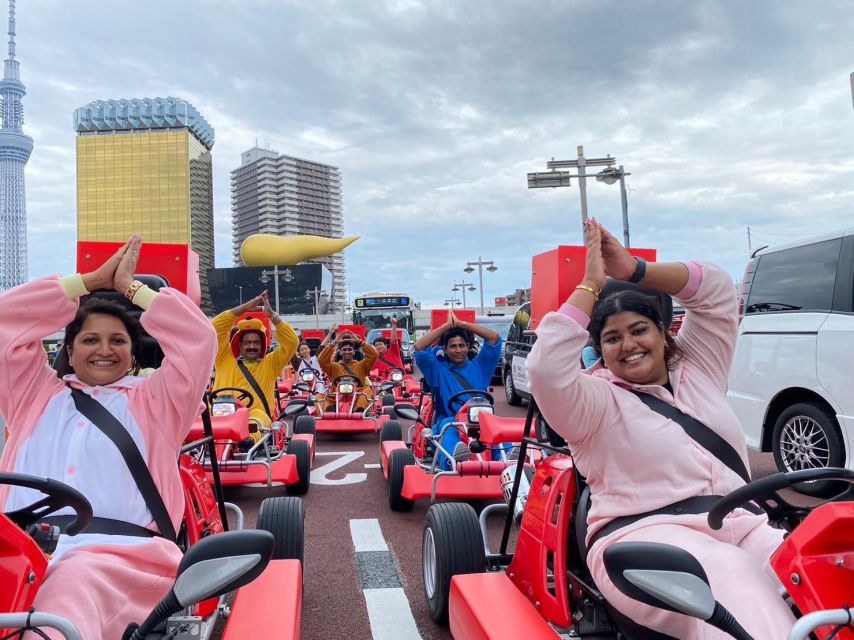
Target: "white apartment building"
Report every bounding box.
[231,147,347,310]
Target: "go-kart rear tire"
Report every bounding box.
[423,502,485,625]
[285,438,311,496]
[256,496,305,564]
[293,414,316,436]
[380,419,402,443]
[382,393,396,407]
[388,448,415,512]
[382,407,398,419]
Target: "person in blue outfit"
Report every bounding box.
[414,311,502,469]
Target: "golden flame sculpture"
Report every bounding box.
[239,233,360,267]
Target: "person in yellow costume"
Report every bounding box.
[211,290,298,439]
[317,326,378,413]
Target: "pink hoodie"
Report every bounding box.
[0,276,216,640]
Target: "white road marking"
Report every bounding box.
[363,588,423,640]
[350,518,388,552]
[350,519,423,640]
[363,463,381,469]
[310,450,367,485]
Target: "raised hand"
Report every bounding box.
[595,219,637,281]
[113,235,142,293]
[583,220,606,290]
[261,290,276,318]
[82,236,135,292]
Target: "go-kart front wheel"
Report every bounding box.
[256,496,305,564]
[423,502,486,625]
[285,438,311,496]
[293,414,316,436]
[388,448,415,511]
[380,419,402,443]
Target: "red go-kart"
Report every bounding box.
[380,390,535,511]
[183,387,315,495]
[421,407,854,640]
[371,366,422,412]
[278,367,326,417]
[0,428,306,639]
[289,374,394,436]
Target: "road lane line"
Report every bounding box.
[364,463,381,469]
[350,518,423,640]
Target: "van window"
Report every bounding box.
[746,238,842,314]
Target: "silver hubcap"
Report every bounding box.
[423,527,437,599]
[505,374,513,400]
[779,415,830,471]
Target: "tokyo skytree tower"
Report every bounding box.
[0,0,32,290]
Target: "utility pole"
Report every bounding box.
[747,226,752,253]
[452,280,475,308]
[464,257,497,315]
[306,287,323,329]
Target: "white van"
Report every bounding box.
[727,227,854,495]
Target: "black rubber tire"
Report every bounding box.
[422,502,486,625]
[293,414,316,436]
[285,438,311,496]
[388,448,415,512]
[256,496,305,564]
[382,393,396,407]
[382,407,398,419]
[771,402,845,497]
[504,369,522,406]
[380,419,403,443]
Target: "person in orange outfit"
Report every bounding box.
[317,328,378,412]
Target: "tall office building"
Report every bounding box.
[73,97,215,310]
[231,147,347,310]
[0,0,33,291]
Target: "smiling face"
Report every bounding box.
[67,313,133,387]
[239,331,264,361]
[599,311,669,385]
[445,335,469,366]
[338,342,356,363]
[298,343,311,359]
[374,339,388,355]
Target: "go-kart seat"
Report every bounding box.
[52,275,169,373]
[573,477,678,640]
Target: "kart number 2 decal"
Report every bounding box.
[310,451,368,485]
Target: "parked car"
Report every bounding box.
[502,302,534,406]
[727,227,854,496]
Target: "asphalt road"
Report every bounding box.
[224,387,811,640]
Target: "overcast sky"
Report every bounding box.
[17,0,854,308]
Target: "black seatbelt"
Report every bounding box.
[69,388,177,542]
[378,355,400,370]
[631,391,751,483]
[449,370,473,391]
[237,360,272,417]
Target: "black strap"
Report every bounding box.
[237,360,272,417]
[42,514,157,538]
[632,391,751,484]
[378,355,399,370]
[449,369,473,391]
[69,389,177,543]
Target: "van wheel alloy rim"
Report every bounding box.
[780,416,831,471]
[505,374,514,401]
[423,527,437,599]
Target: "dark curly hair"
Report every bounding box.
[56,299,144,378]
[439,327,474,347]
[588,290,681,370]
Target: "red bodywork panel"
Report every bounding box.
[507,455,576,628]
[400,465,504,501]
[77,241,201,304]
[221,559,302,640]
[771,502,854,640]
[430,309,475,330]
[0,517,47,628]
[186,407,251,442]
[381,441,408,479]
[450,572,560,640]
[315,414,382,433]
[337,324,367,340]
[478,412,534,445]
[206,455,299,487]
[456,461,514,477]
[531,245,657,330]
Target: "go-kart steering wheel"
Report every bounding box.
[446,389,494,413]
[1,472,93,536]
[301,368,323,378]
[210,387,255,408]
[708,467,854,533]
[333,375,361,386]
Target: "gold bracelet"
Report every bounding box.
[575,284,602,301]
[125,280,144,301]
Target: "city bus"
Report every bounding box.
[352,293,416,334]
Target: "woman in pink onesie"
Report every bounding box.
[0,236,217,640]
[527,220,796,639]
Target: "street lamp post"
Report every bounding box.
[236,285,243,305]
[527,145,631,246]
[306,287,324,329]
[451,280,476,308]
[259,266,294,315]
[443,297,461,310]
[463,257,497,315]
